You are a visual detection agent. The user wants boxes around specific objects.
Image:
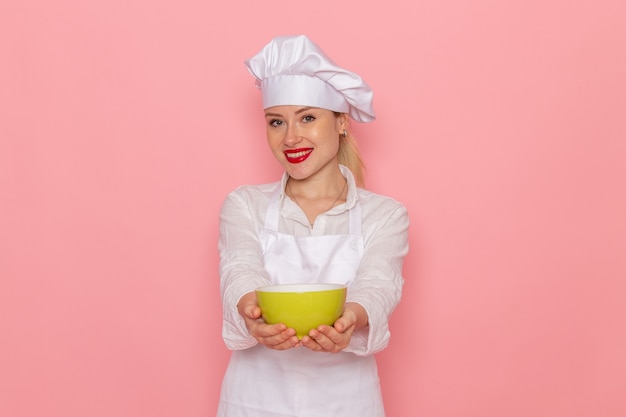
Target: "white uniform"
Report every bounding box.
[217,167,408,417]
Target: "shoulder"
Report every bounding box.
[226,181,281,200]
[357,189,410,243]
[357,188,407,214]
[219,181,281,228]
[221,181,281,212]
[357,188,409,229]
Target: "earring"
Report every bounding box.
[342,129,348,137]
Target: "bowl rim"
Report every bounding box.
[255,283,346,293]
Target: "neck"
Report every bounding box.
[285,177,348,225]
[288,167,346,200]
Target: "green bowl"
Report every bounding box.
[256,283,347,339]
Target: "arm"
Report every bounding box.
[301,199,410,355]
[219,188,300,350]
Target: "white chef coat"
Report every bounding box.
[217,165,409,415]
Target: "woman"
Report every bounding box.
[217,35,409,417]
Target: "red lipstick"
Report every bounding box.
[284,148,313,164]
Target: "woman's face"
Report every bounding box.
[264,105,347,181]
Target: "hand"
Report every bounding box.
[300,302,368,353]
[237,292,300,350]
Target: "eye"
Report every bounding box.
[269,119,283,127]
[302,114,316,123]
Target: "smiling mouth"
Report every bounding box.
[284,149,313,163]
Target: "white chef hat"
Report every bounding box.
[244,34,375,123]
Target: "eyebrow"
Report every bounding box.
[264,107,315,118]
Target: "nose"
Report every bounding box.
[283,123,301,146]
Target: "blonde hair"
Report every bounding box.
[337,128,366,187]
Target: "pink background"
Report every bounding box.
[1,1,625,416]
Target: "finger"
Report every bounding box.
[333,313,356,333]
[263,330,300,350]
[317,325,339,340]
[333,318,346,333]
[300,334,323,351]
[245,305,262,319]
[255,324,295,342]
[268,336,301,350]
[310,328,339,352]
[254,323,288,338]
[319,325,353,352]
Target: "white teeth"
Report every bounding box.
[286,150,311,158]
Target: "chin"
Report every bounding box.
[285,166,312,181]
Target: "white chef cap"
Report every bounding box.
[244,35,375,123]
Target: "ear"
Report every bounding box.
[335,113,349,133]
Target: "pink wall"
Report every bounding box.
[1,1,624,416]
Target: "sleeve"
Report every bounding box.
[218,189,272,350]
[343,201,409,356]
